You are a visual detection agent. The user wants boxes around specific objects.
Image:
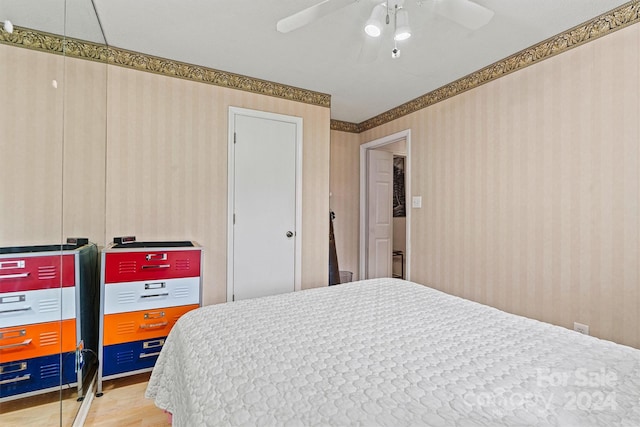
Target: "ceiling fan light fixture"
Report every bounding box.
[364,4,386,37]
[394,8,411,41]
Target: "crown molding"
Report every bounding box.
[0,27,331,109]
[106,46,331,108]
[0,26,109,62]
[330,120,360,133]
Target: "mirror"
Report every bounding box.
[0,0,107,425]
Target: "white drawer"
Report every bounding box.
[0,287,76,328]
[103,277,200,315]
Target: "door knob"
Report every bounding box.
[286,231,294,238]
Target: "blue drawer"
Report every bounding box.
[102,337,165,377]
[0,352,76,399]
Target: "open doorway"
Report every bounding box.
[359,129,411,281]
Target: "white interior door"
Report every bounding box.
[360,129,412,282]
[367,149,393,278]
[231,112,298,300]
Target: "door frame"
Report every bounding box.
[359,129,411,281]
[227,107,303,302]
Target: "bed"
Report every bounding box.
[145,278,640,426]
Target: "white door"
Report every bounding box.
[230,111,298,300]
[367,149,393,278]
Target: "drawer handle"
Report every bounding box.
[0,273,30,280]
[0,306,31,314]
[143,339,165,349]
[145,253,167,261]
[0,260,25,270]
[139,351,161,359]
[141,264,170,269]
[139,322,168,329]
[0,295,26,304]
[144,311,165,319]
[0,329,26,340]
[0,362,27,374]
[140,293,169,299]
[0,374,31,385]
[144,282,166,290]
[0,339,32,350]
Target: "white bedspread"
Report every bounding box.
[146,278,640,426]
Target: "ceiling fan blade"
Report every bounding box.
[277,0,355,33]
[434,0,494,30]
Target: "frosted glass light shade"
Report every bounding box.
[365,4,386,37]
[394,9,411,41]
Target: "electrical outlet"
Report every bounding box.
[574,322,589,335]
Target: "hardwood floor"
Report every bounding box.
[0,386,82,426]
[84,373,168,427]
[1,373,167,426]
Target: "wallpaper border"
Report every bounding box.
[2,0,638,131]
[330,120,361,133]
[0,28,331,109]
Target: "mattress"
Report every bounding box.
[146,278,640,426]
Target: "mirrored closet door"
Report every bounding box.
[0,0,107,425]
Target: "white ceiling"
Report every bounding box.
[1,0,630,123]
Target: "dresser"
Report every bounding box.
[97,241,202,395]
[0,242,98,402]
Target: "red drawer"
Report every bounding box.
[0,255,75,293]
[104,250,201,284]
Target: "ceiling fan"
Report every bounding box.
[276,0,495,35]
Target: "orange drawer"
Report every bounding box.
[103,304,198,346]
[0,319,76,363]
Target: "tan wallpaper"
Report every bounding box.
[62,56,108,246]
[0,45,65,246]
[355,24,640,348]
[105,65,330,305]
[330,130,361,280]
[0,47,108,248]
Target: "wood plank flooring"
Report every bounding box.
[0,385,82,426]
[84,373,168,427]
[0,373,167,426]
